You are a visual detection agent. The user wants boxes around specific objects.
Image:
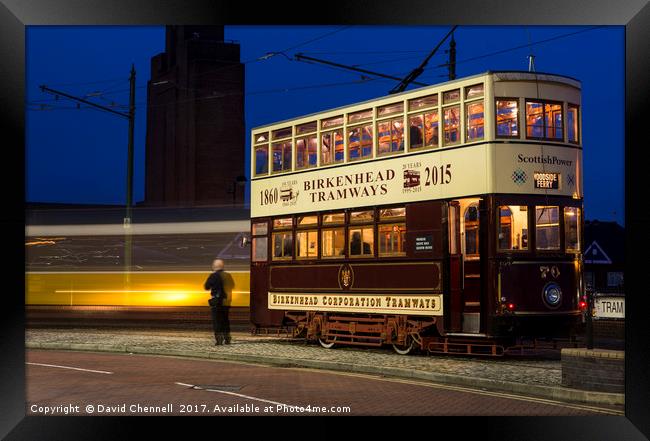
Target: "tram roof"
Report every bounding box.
[252,70,581,131]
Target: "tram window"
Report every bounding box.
[322,115,344,129]
[546,102,563,140]
[391,119,405,153]
[377,118,404,156]
[297,215,318,226]
[443,106,460,146]
[564,207,581,253]
[568,104,579,144]
[425,111,439,147]
[535,206,560,250]
[408,94,438,111]
[350,210,374,223]
[496,99,519,138]
[272,232,293,260]
[272,141,292,173]
[296,230,318,259]
[378,121,390,154]
[273,218,293,229]
[526,100,563,141]
[464,204,479,257]
[379,207,406,220]
[348,125,373,161]
[254,145,269,176]
[498,206,528,251]
[322,228,345,258]
[296,121,317,135]
[349,227,374,257]
[379,223,406,256]
[296,136,317,169]
[348,109,372,124]
[252,222,268,236]
[254,132,269,144]
[466,101,484,142]
[409,115,424,149]
[252,237,268,262]
[321,130,344,165]
[377,102,404,117]
[465,84,484,100]
[272,127,292,140]
[323,212,345,224]
[526,101,544,138]
[498,207,512,250]
[409,111,439,149]
[443,89,460,104]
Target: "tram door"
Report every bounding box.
[447,201,463,331]
[458,198,482,334]
[250,219,284,327]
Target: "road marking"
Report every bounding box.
[174,382,294,408]
[283,367,623,415]
[26,362,114,375]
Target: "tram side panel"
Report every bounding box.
[250,201,447,333]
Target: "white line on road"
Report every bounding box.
[26,362,114,375]
[174,382,295,408]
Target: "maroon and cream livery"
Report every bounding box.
[249,71,585,355]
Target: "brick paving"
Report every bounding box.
[26,350,619,416]
[26,328,564,388]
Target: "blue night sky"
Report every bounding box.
[26,26,624,224]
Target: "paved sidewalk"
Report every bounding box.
[25,328,624,407]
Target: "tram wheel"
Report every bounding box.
[318,337,337,349]
[392,338,415,355]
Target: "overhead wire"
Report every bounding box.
[30,26,604,113]
[188,26,353,81]
[39,77,129,88]
[28,76,391,112]
[418,25,605,81]
[276,26,352,54]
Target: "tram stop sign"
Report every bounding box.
[594,296,625,319]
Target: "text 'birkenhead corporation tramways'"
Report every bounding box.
[269,292,444,316]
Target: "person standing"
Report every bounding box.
[204,258,231,345]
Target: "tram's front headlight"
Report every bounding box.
[542,282,562,308]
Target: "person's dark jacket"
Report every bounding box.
[204,270,226,300]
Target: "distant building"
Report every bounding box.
[144,26,245,206]
[583,220,624,293]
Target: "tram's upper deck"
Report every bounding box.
[250,71,582,218]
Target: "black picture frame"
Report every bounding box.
[2,0,648,439]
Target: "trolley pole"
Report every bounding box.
[124,65,136,281]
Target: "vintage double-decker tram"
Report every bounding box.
[249,71,585,355]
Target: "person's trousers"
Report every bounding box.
[210,304,231,342]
